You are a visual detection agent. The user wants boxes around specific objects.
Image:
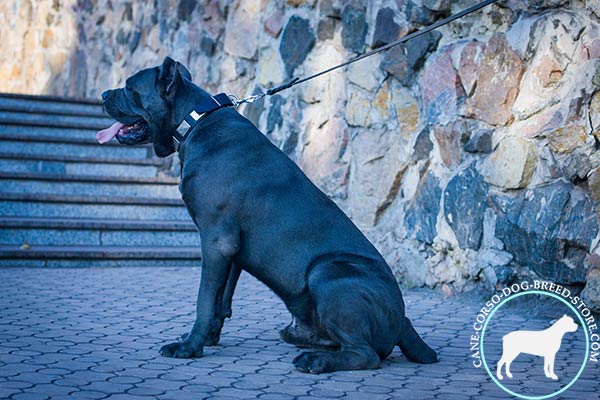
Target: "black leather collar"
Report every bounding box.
[173,93,235,151]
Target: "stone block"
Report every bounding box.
[466,34,524,126]
[266,95,286,134]
[433,120,469,168]
[347,54,382,91]
[394,244,428,287]
[443,164,489,250]
[345,89,371,127]
[464,129,493,154]
[347,127,409,228]
[593,65,600,87]
[422,0,451,12]
[412,126,433,163]
[404,172,441,244]
[590,91,600,134]
[381,31,441,85]
[279,15,315,75]
[298,117,349,198]
[392,85,421,137]
[404,0,438,25]
[548,125,587,154]
[581,266,600,312]
[264,10,284,38]
[257,46,285,87]
[372,8,401,48]
[373,81,391,120]
[493,181,599,284]
[587,0,600,18]
[224,0,261,60]
[177,0,197,22]
[481,136,537,189]
[341,4,367,53]
[420,47,462,123]
[457,41,484,96]
[317,18,336,41]
[588,167,600,202]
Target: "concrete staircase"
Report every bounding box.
[0,93,201,267]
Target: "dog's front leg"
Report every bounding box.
[160,231,239,358]
[205,263,242,346]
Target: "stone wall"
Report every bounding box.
[4,0,600,308]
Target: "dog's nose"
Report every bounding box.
[101,91,110,102]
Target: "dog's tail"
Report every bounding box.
[397,317,438,364]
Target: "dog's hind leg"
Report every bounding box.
[292,260,395,373]
[293,346,380,374]
[292,305,380,373]
[280,317,339,349]
[504,352,517,379]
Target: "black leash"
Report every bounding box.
[230,0,499,106]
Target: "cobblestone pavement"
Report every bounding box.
[0,267,598,400]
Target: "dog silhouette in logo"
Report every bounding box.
[496,315,578,381]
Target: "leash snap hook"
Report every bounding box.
[228,94,241,108]
[229,93,266,108]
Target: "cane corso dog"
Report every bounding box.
[98,57,437,373]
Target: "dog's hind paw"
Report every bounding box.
[293,351,330,374]
[159,340,203,358]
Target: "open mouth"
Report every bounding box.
[96,120,150,145]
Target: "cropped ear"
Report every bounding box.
[178,63,192,81]
[158,56,183,101]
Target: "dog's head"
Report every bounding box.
[98,57,192,157]
[558,315,578,333]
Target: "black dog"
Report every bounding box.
[98,57,437,373]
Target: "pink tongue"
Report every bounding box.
[96,121,125,144]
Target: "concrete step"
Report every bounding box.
[0,111,115,131]
[0,192,189,220]
[0,134,152,159]
[0,172,180,199]
[0,245,201,268]
[0,92,103,105]
[0,152,165,178]
[0,93,196,268]
[0,216,199,247]
[0,216,196,230]
[0,93,105,117]
[0,125,106,141]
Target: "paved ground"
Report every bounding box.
[0,267,598,400]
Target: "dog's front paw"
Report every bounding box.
[159,339,203,358]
